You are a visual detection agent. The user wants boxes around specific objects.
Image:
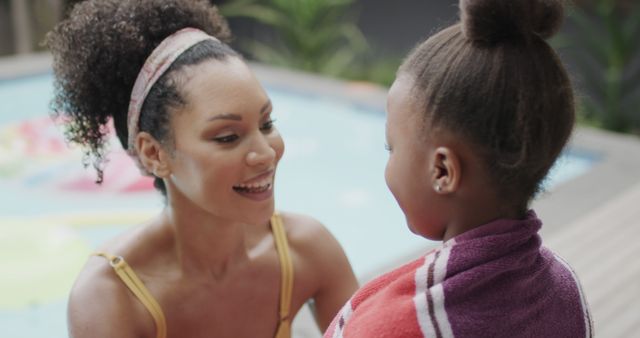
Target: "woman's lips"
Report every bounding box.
[233,182,273,201]
[233,170,275,201]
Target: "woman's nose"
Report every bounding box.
[246,136,276,167]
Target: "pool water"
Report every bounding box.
[0,73,596,337]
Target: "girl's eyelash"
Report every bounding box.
[384,143,392,151]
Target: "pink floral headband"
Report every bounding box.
[127,27,219,173]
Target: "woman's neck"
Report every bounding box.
[162,205,250,280]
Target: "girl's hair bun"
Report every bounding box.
[460,0,564,44]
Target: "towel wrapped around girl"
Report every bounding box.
[325,212,592,338]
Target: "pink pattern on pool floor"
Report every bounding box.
[1,117,154,193]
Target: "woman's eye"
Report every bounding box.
[384,143,392,152]
[213,134,239,143]
[260,119,276,132]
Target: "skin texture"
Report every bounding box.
[67,58,358,338]
[385,75,520,241]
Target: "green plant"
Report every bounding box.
[553,0,640,134]
[220,0,368,77]
[341,55,402,87]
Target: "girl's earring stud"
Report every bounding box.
[435,185,442,192]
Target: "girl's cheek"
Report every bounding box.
[384,160,394,191]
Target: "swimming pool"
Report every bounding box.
[0,72,596,337]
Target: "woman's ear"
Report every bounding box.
[135,132,171,177]
[430,146,461,194]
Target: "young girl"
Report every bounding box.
[325,0,592,337]
[46,0,357,337]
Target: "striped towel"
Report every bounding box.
[325,211,592,338]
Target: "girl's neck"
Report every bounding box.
[441,194,523,242]
[435,140,524,242]
[442,209,519,242]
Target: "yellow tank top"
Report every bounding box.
[93,213,294,338]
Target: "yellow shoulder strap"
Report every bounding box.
[271,213,294,338]
[93,252,167,338]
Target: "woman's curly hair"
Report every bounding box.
[45,0,237,194]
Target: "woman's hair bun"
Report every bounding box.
[460,0,564,44]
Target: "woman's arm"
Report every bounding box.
[284,213,359,331]
[308,227,358,330]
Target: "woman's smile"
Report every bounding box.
[233,169,276,201]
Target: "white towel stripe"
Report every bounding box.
[432,242,455,338]
[414,253,437,337]
[331,300,353,338]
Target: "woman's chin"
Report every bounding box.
[242,202,276,226]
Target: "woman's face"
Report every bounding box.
[384,75,444,239]
[166,57,284,224]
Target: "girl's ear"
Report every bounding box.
[135,132,171,177]
[430,146,461,194]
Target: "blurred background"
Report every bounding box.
[1,0,639,134]
[1,1,639,337]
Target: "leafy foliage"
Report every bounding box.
[554,0,640,134]
[220,0,368,77]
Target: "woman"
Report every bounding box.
[46,1,358,337]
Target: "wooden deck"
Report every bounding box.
[546,181,640,337]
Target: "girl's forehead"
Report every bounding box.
[388,78,422,119]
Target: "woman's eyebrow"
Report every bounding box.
[207,113,242,122]
[205,100,271,122]
[260,100,272,115]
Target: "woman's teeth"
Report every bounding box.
[233,180,272,193]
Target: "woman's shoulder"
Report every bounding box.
[277,212,340,256]
[278,211,327,238]
[96,217,171,266]
[277,211,352,274]
[70,251,134,309]
[277,211,359,330]
[68,251,148,337]
[67,223,163,337]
